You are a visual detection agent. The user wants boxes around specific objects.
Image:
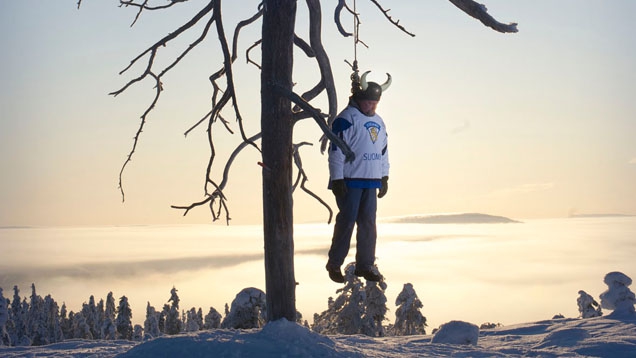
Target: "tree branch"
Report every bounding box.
[117,72,162,202]
[113,2,216,202]
[119,0,189,26]
[447,0,518,33]
[232,8,263,62]
[273,84,355,163]
[292,142,334,224]
[368,0,415,37]
[334,0,354,37]
[305,0,339,154]
[110,2,215,97]
[246,40,262,69]
[211,1,256,150]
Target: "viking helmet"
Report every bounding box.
[353,71,392,101]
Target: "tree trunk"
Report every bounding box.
[260,0,297,322]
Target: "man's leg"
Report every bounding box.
[328,188,363,268]
[355,188,378,270]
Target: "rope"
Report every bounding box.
[350,0,360,96]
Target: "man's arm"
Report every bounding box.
[328,117,352,181]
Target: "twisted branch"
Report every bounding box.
[305,0,339,154]
[334,0,354,37]
[171,132,262,224]
[292,142,333,223]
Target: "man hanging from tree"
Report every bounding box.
[326,70,391,283]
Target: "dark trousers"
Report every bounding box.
[328,187,377,269]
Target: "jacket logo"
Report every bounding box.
[364,121,381,143]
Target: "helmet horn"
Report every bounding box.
[380,73,392,92]
[360,71,371,91]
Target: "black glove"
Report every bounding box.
[331,179,347,197]
[378,176,389,198]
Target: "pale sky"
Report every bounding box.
[1,1,635,227]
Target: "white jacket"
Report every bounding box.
[328,102,389,188]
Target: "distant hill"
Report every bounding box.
[568,213,635,218]
[385,213,521,224]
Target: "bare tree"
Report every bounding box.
[78,0,516,322]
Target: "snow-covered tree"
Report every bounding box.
[295,310,308,327]
[197,308,204,330]
[72,312,93,340]
[116,295,133,340]
[133,324,144,341]
[9,286,29,346]
[311,297,336,334]
[312,263,366,335]
[101,292,117,340]
[204,307,222,330]
[43,295,63,344]
[577,290,602,318]
[185,308,200,332]
[144,302,161,339]
[221,288,267,329]
[27,284,48,345]
[95,298,105,339]
[0,288,10,346]
[335,264,367,335]
[163,287,182,335]
[158,304,166,334]
[80,295,99,340]
[391,283,427,336]
[59,303,73,340]
[362,280,388,337]
[599,271,636,317]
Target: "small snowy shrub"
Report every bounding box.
[221,288,267,329]
[431,320,479,345]
[362,280,388,337]
[143,303,161,339]
[480,322,502,329]
[133,324,143,341]
[204,307,222,329]
[184,308,201,332]
[391,283,427,336]
[599,271,636,317]
[577,290,602,318]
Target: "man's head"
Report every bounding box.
[352,71,392,115]
[354,81,383,101]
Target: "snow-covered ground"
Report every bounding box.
[1,315,635,357]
